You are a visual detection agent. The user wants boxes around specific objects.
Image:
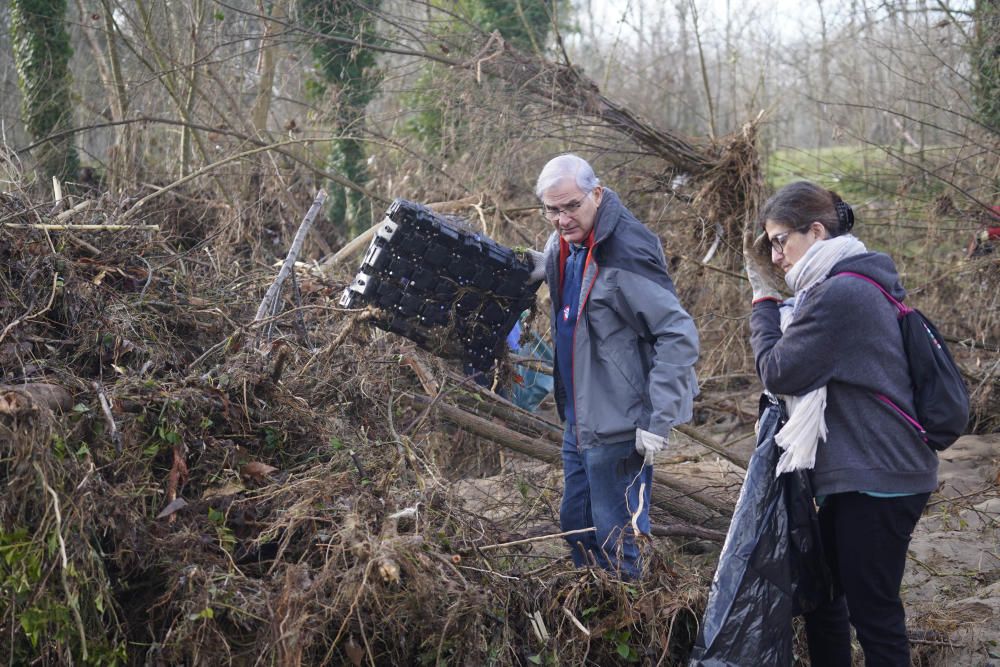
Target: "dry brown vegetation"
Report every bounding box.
[2,1,999,665]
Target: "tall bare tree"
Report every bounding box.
[10,0,79,182]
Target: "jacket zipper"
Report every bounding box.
[874,392,928,442]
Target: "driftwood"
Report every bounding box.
[2,223,159,231]
[675,424,750,470]
[438,366,747,468]
[321,219,381,272]
[401,392,730,528]
[254,189,327,328]
[0,383,73,415]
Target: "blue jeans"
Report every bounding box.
[559,428,652,579]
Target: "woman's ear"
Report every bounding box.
[811,221,829,240]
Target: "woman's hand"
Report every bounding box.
[743,229,784,302]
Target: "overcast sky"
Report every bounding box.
[575,0,907,46]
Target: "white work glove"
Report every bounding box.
[525,249,546,283]
[635,428,668,466]
[743,230,783,303]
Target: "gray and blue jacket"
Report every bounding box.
[750,252,939,497]
[544,189,700,449]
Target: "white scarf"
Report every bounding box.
[773,235,868,475]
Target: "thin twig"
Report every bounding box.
[562,606,591,636]
[92,381,122,455]
[676,254,748,281]
[2,223,159,231]
[36,464,89,662]
[0,272,59,346]
[120,144,323,223]
[476,527,596,552]
[253,190,328,332]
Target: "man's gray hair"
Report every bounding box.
[535,154,600,199]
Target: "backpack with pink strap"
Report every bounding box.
[838,271,970,451]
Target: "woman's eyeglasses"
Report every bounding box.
[769,231,793,253]
[541,192,591,220]
[769,222,821,253]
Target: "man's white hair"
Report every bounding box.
[535,154,600,199]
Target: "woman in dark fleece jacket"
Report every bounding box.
[745,181,938,667]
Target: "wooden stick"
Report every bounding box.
[477,527,596,552]
[321,219,381,272]
[253,190,328,325]
[2,223,159,231]
[401,392,727,525]
[91,381,122,455]
[676,424,750,470]
[562,606,591,636]
[54,198,95,222]
[432,376,741,508]
[444,369,747,470]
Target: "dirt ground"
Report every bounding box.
[662,411,1000,665]
[906,433,1000,666]
[453,420,1000,665]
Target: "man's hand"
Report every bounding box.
[635,428,668,466]
[526,249,546,283]
[743,229,783,303]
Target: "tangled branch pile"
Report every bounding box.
[0,187,721,666]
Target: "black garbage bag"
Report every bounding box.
[689,394,832,666]
[784,450,833,618]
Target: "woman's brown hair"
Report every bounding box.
[758,181,855,236]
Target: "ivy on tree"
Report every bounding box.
[10,0,79,182]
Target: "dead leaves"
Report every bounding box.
[241,461,279,484]
[156,497,189,519]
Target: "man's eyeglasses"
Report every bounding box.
[541,192,591,220]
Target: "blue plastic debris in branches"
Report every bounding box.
[339,198,543,373]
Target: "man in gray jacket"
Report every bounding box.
[529,154,699,578]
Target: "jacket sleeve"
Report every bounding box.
[614,249,700,436]
[750,284,858,395]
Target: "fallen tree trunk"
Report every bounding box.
[401,392,730,528]
[448,382,750,470]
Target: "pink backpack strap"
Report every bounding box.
[836,271,913,315]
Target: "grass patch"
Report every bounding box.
[764,144,944,203]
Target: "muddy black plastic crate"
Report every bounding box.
[340,198,542,373]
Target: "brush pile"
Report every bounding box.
[0,188,717,666]
[2,114,998,665]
